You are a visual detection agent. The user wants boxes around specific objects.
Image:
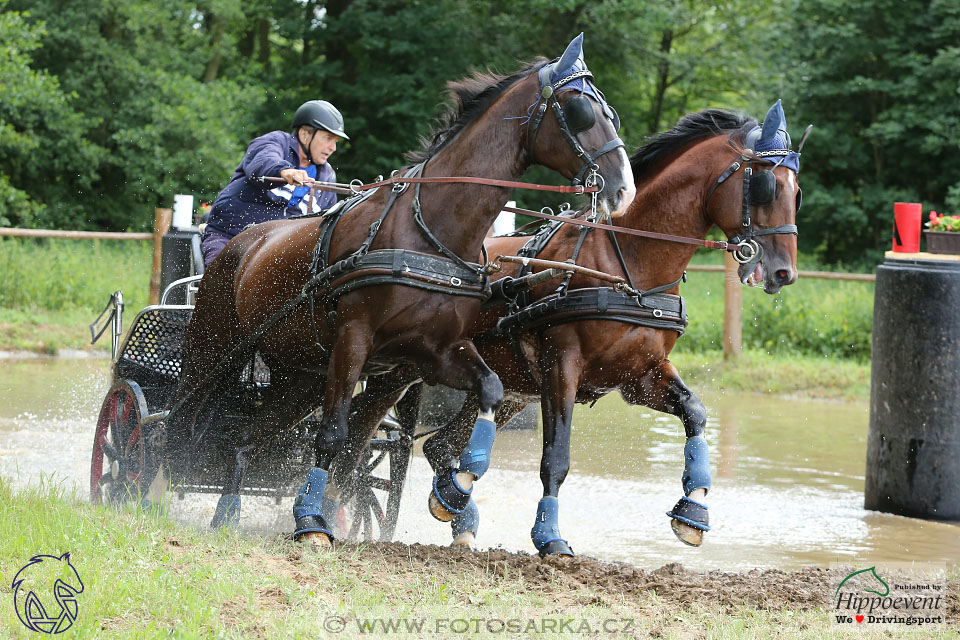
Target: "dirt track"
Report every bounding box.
[271,541,959,617]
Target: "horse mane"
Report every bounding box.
[629,109,757,180]
[407,58,549,163]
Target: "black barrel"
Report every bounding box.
[864,256,960,520]
[159,229,199,304]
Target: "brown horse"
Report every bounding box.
[169,34,635,544]
[410,101,804,555]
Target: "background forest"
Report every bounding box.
[2,0,959,268]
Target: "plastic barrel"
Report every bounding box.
[864,256,960,520]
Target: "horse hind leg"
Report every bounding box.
[446,399,527,549]
[626,361,711,547]
[422,340,503,524]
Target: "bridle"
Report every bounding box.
[705,133,803,265]
[525,62,625,203]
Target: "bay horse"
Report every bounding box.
[409,100,804,555]
[168,34,635,545]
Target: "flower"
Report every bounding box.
[926,211,960,232]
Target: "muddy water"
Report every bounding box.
[1,357,957,572]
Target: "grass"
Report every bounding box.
[669,350,871,401]
[2,477,953,639]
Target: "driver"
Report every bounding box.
[200,100,349,267]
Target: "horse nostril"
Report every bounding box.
[776,269,789,281]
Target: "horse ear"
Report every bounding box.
[759,99,787,146]
[553,32,585,80]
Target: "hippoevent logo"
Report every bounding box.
[11,553,84,634]
[832,564,945,631]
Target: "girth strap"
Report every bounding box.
[496,287,688,335]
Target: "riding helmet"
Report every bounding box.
[292,100,349,140]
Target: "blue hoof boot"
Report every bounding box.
[429,470,471,522]
[666,495,711,532]
[531,497,572,558]
[211,494,241,528]
[293,514,334,541]
[538,539,574,558]
[293,468,334,542]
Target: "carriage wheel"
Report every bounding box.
[340,426,412,542]
[90,380,162,505]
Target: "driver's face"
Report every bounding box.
[305,128,340,165]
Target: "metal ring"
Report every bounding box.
[349,178,364,195]
[732,239,762,264]
[450,277,462,287]
[558,202,571,213]
[653,309,663,318]
[540,206,555,216]
[588,172,606,194]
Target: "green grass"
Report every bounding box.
[0,237,152,312]
[670,350,871,401]
[2,478,953,639]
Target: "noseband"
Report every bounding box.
[706,149,800,265]
[525,64,625,191]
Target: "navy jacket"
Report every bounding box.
[205,131,337,239]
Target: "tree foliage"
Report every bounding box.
[774,0,960,265]
[2,0,957,266]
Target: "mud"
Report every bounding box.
[272,541,960,617]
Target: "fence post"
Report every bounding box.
[150,208,172,304]
[723,252,742,359]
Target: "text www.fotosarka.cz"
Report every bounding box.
[321,615,636,634]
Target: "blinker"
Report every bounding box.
[561,95,597,135]
[750,169,777,206]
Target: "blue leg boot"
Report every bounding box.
[451,498,479,546]
[666,436,712,546]
[531,496,573,558]
[293,468,334,543]
[429,414,495,522]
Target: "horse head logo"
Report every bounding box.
[835,566,890,598]
[12,552,84,634]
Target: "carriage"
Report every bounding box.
[88,259,417,541]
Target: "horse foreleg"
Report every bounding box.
[530,350,578,558]
[293,329,372,547]
[422,340,503,524]
[624,360,711,546]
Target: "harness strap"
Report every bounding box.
[411,178,483,276]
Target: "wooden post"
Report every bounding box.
[150,208,171,305]
[723,252,742,359]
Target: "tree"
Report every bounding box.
[774,0,960,265]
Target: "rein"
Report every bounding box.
[259,174,598,196]
[500,205,746,253]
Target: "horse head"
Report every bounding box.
[522,33,635,218]
[708,99,803,294]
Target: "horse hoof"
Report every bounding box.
[537,539,575,558]
[671,518,704,547]
[429,493,456,522]
[298,531,333,548]
[451,531,475,548]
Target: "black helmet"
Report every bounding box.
[292,100,349,140]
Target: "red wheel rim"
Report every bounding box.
[90,383,144,504]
